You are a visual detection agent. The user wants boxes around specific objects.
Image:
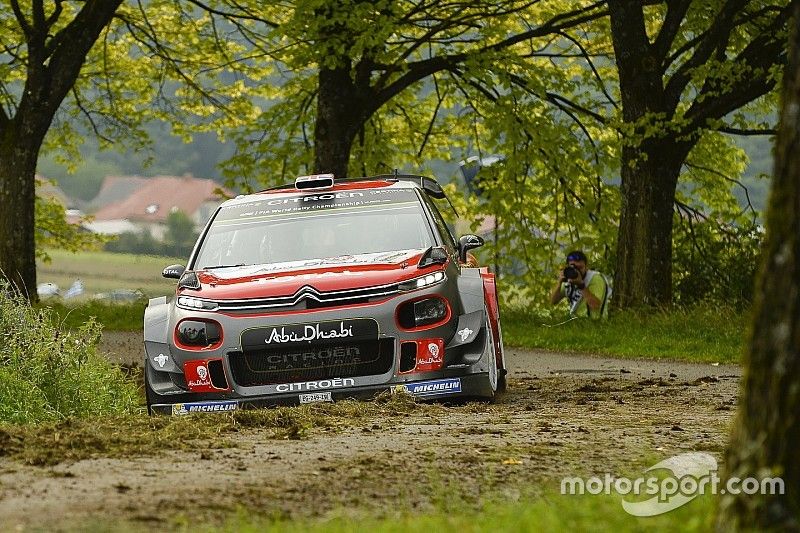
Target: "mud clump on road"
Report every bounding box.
[0,338,741,530]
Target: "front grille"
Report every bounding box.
[229,338,395,387]
[214,283,399,312]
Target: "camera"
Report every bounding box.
[563,265,580,280]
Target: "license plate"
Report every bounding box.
[299,392,332,404]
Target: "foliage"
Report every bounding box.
[503,304,747,364]
[0,285,137,424]
[35,179,109,263]
[45,300,148,332]
[103,230,161,256]
[672,219,762,307]
[164,210,199,257]
[2,1,785,308]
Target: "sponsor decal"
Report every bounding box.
[299,392,333,404]
[427,343,440,358]
[188,364,211,388]
[414,338,445,372]
[399,378,461,397]
[457,327,473,342]
[264,346,362,366]
[265,322,354,344]
[172,401,238,415]
[184,359,227,392]
[275,377,355,393]
[242,319,378,348]
[153,353,169,368]
[256,346,376,372]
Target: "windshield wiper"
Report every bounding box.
[202,264,247,270]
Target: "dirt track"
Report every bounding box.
[0,333,741,530]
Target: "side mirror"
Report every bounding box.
[162,264,186,279]
[458,234,484,263]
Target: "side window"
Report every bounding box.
[423,194,457,252]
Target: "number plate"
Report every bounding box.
[299,392,333,404]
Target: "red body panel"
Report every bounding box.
[480,268,503,368]
[184,359,230,392]
[185,252,440,300]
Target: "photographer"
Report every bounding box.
[549,250,610,319]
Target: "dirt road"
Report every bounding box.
[0,334,740,530]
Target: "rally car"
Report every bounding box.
[144,174,507,414]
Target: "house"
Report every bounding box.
[90,175,231,238]
[36,176,86,225]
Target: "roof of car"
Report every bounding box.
[221,175,444,208]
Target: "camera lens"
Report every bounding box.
[564,266,579,280]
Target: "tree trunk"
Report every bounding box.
[717,7,800,530]
[0,128,41,300]
[314,66,364,177]
[613,140,690,308]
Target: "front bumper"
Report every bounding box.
[149,371,493,414]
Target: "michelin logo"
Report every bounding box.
[172,401,238,415]
[401,378,461,397]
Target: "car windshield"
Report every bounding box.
[192,188,434,269]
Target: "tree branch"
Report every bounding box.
[653,0,692,61]
[717,126,778,136]
[684,7,790,129]
[9,0,33,40]
[373,1,608,113]
[186,0,278,28]
[664,0,749,108]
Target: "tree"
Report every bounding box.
[164,209,199,257]
[204,1,785,308]
[193,0,610,180]
[1,1,252,300]
[0,1,123,298]
[717,4,800,528]
[606,0,790,307]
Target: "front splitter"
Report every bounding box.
[149,372,493,415]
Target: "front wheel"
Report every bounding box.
[495,318,507,394]
[482,308,500,400]
[144,363,158,415]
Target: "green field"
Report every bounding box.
[37,249,182,298]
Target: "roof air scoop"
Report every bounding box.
[295,174,335,190]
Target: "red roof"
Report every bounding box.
[93,175,229,222]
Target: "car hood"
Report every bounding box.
[187,249,433,300]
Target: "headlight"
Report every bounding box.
[176,320,221,347]
[397,271,445,292]
[177,296,219,311]
[397,296,449,329]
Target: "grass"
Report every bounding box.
[503,305,748,364]
[37,248,181,298]
[0,392,433,465]
[45,299,148,331]
[208,492,715,533]
[0,286,138,424]
[67,490,716,532]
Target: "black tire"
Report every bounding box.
[495,318,507,394]
[144,363,157,415]
[483,307,500,401]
